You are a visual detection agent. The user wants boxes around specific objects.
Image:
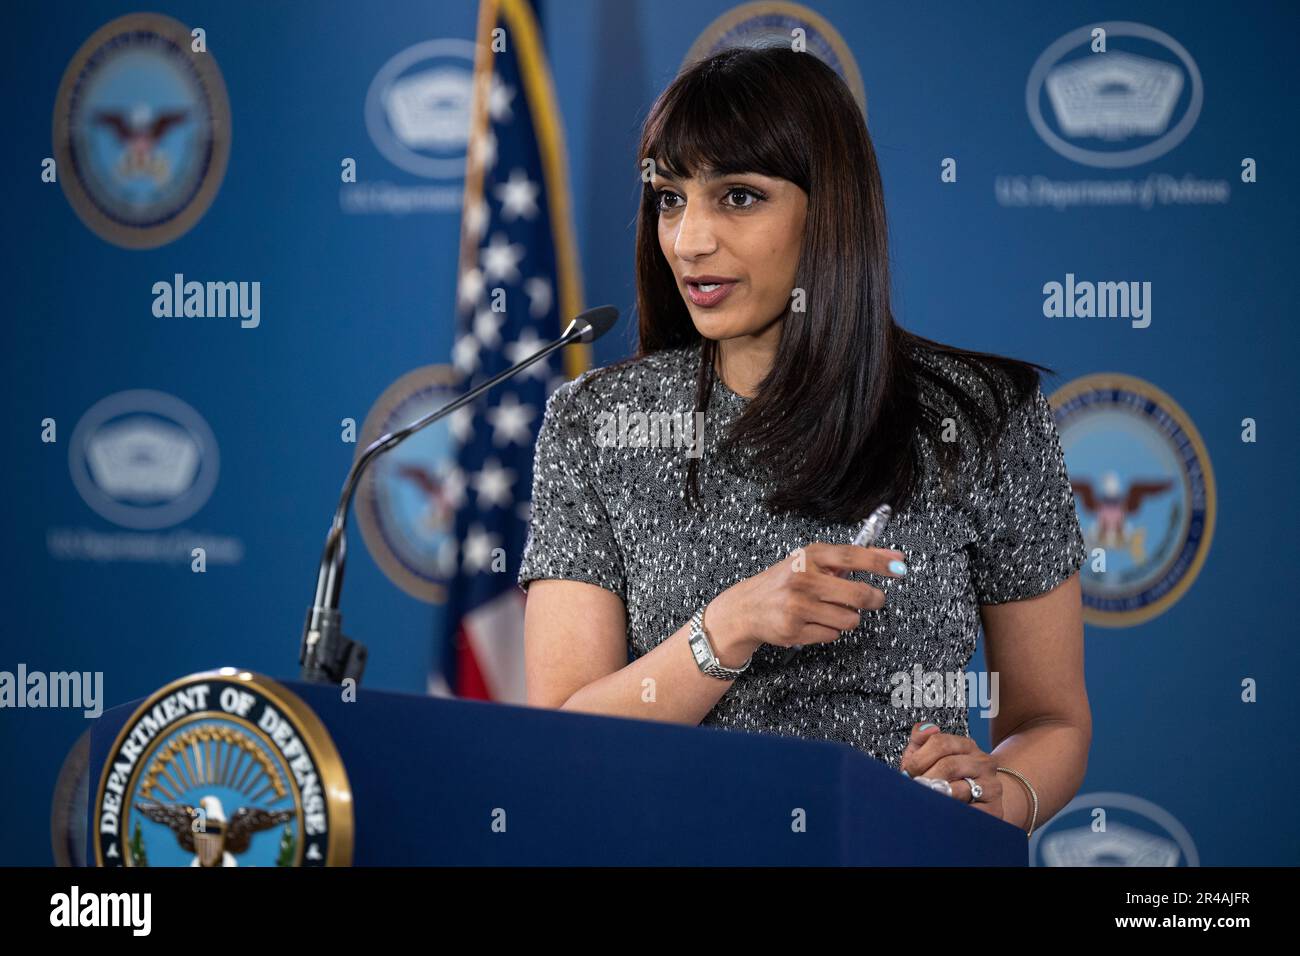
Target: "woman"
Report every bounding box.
[517,46,1089,836]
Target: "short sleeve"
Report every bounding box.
[965,382,1087,605]
[516,381,627,600]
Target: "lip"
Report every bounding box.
[683,276,739,308]
[683,274,739,284]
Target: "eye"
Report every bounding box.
[724,187,764,208]
[654,188,683,212]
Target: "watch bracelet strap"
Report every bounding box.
[689,607,752,679]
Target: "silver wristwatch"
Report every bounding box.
[688,607,752,680]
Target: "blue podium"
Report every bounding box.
[85,676,1027,866]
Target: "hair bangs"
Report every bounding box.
[640,55,807,194]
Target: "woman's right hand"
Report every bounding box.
[705,542,909,660]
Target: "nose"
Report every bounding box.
[672,201,718,261]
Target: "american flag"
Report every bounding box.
[431,0,589,702]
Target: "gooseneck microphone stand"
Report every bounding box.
[299,306,619,684]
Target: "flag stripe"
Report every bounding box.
[442,0,588,702]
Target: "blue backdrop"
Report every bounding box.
[3,0,1297,866]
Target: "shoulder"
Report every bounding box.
[549,345,696,416]
[906,343,1053,494]
[911,344,1036,423]
[533,346,697,463]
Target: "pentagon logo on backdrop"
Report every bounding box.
[1026,22,1203,168]
[1052,374,1215,628]
[50,389,243,565]
[1031,792,1199,867]
[364,38,479,180]
[68,389,220,531]
[345,37,481,214]
[53,13,231,248]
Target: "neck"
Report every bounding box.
[713,324,781,399]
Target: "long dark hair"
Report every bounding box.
[583,45,1052,523]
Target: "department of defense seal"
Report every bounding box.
[52,13,231,249]
[94,669,352,866]
[355,365,464,604]
[1052,374,1216,628]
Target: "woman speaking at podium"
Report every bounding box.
[518,46,1088,837]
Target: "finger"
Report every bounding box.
[794,622,844,645]
[911,734,976,774]
[913,727,976,758]
[950,773,999,805]
[802,599,862,634]
[808,574,884,611]
[902,720,942,755]
[813,542,908,575]
[899,720,942,768]
[923,754,986,784]
[908,720,944,747]
[808,543,909,577]
[902,730,972,776]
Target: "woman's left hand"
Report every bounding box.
[899,721,1004,820]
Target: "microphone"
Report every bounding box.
[299,305,620,684]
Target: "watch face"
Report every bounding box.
[689,635,709,664]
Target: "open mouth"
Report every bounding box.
[685,278,738,307]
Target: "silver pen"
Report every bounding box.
[781,504,893,664]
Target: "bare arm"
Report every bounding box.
[523,544,902,725]
[980,571,1091,831]
[523,578,756,725]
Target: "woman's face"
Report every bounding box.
[653,168,807,342]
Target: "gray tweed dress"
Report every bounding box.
[517,342,1086,768]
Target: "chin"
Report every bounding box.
[688,309,774,342]
[687,308,743,338]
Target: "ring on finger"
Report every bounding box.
[963,776,983,802]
